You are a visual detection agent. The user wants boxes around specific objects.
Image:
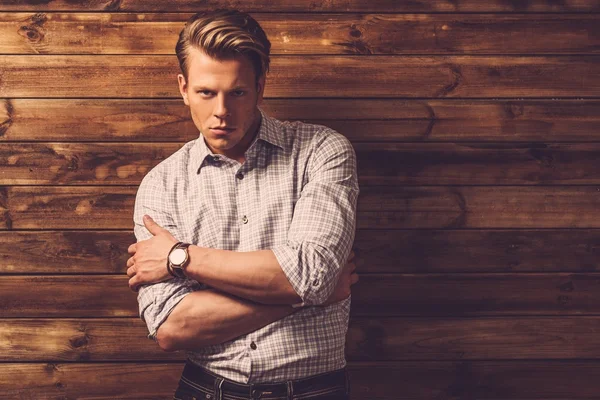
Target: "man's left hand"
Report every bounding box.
[127,215,178,292]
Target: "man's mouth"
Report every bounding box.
[210,127,235,135]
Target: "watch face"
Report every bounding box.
[169,248,187,265]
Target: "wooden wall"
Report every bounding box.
[1,1,600,398]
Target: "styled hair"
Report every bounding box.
[175,9,271,83]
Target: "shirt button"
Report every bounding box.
[236,172,244,180]
[242,215,248,224]
[313,279,320,286]
[250,341,257,350]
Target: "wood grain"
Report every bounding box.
[1,56,598,98]
[3,317,600,361]
[3,361,600,399]
[3,99,600,142]
[0,0,597,12]
[2,13,598,55]
[346,316,600,361]
[3,229,599,274]
[357,186,600,229]
[352,229,600,273]
[0,318,180,361]
[0,274,598,317]
[0,231,133,274]
[6,142,600,185]
[3,186,600,230]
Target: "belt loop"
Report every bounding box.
[214,377,224,400]
[286,380,293,400]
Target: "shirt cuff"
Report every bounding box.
[271,243,324,306]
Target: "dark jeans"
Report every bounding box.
[173,360,350,400]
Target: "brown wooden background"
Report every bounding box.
[1,1,600,399]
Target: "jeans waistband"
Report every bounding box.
[180,359,348,399]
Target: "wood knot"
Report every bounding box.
[0,99,13,137]
[349,24,362,38]
[67,155,80,171]
[30,13,48,26]
[105,0,123,11]
[18,25,44,43]
[45,363,59,373]
[558,280,575,292]
[528,147,554,168]
[69,335,90,348]
[557,294,571,306]
[505,102,525,119]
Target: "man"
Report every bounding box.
[126,9,359,400]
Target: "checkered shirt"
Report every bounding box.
[133,108,359,383]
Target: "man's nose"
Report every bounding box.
[214,95,230,119]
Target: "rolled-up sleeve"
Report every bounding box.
[134,170,199,341]
[271,129,359,305]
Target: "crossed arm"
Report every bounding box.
[129,216,357,352]
[127,130,359,352]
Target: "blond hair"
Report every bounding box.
[176,9,271,83]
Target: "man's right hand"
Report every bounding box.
[323,250,359,306]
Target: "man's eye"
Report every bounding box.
[232,90,245,97]
[197,90,213,96]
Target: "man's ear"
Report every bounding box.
[177,74,189,106]
[256,75,266,105]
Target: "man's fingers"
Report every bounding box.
[344,261,356,273]
[347,250,355,261]
[128,276,139,292]
[126,256,134,268]
[143,214,164,236]
[350,272,359,285]
[126,266,136,278]
[127,243,136,255]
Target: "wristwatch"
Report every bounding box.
[167,242,191,278]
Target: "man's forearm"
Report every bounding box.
[184,246,302,305]
[156,287,296,352]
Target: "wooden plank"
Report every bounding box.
[358,143,600,185]
[3,229,599,274]
[0,0,597,12]
[0,276,139,317]
[0,143,181,185]
[3,361,600,399]
[6,142,600,185]
[346,317,600,361]
[0,319,181,361]
[3,317,600,361]
[3,99,600,142]
[351,273,600,316]
[0,186,136,230]
[0,363,183,400]
[4,186,600,230]
[354,229,600,273]
[2,13,599,55]
[357,186,600,229]
[0,231,133,274]
[1,55,599,98]
[1,274,599,317]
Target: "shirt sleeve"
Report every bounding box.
[271,129,359,306]
[134,169,200,341]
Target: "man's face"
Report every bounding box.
[177,48,265,161]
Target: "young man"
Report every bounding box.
[126,9,359,400]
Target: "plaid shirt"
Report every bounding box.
[133,109,359,383]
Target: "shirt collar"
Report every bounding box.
[191,108,286,173]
